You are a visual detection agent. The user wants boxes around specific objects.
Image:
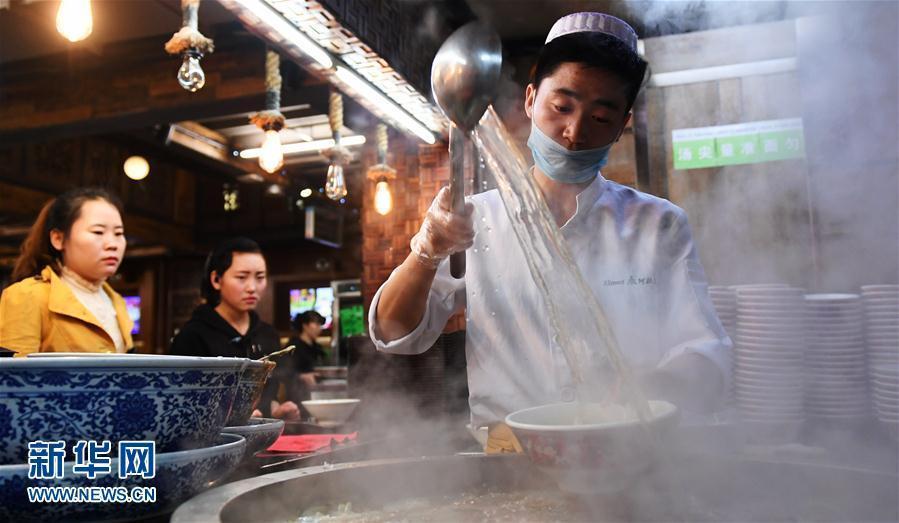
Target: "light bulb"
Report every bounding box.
[258,129,284,173]
[374,179,393,215]
[325,163,347,200]
[123,156,149,181]
[56,0,92,42]
[177,51,206,92]
[223,186,239,212]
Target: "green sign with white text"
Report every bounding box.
[672,118,805,170]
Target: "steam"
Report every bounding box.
[620,0,788,36]
[624,1,898,291]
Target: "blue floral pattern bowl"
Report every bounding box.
[226,360,276,426]
[0,355,248,463]
[0,433,245,522]
[223,417,285,457]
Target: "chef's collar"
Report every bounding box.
[526,166,607,209]
[576,171,607,208]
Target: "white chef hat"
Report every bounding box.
[545,12,638,53]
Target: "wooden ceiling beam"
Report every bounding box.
[0,33,328,145]
[0,181,194,251]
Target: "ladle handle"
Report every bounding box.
[449,125,466,279]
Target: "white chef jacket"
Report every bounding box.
[369,173,732,428]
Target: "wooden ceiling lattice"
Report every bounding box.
[246,0,445,136]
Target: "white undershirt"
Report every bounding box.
[61,266,126,353]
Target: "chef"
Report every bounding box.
[368,13,732,449]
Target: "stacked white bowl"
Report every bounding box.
[803,294,868,421]
[709,285,736,338]
[862,285,899,433]
[732,285,806,429]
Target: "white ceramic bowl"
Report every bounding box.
[734,361,802,374]
[505,401,678,494]
[735,328,805,338]
[860,285,899,292]
[301,399,360,427]
[735,354,804,366]
[735,339,806,350]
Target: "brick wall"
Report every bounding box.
[361,136,465,334]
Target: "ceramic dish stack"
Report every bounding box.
[709,285,737,338]
[862,285,899,436]
[803,294,868,422]
[869,363,899,440]
[732,285,806,441]
[0,355,249,521]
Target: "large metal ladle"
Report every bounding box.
[431,21,502,278]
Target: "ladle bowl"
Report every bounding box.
[431,21,502,132]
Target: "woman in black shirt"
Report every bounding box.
[170,237,299,420]
[284,310,328,401]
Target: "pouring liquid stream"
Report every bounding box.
[472,108,652,426]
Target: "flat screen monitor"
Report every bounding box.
[288,287,333,330]
[123,295,141,335]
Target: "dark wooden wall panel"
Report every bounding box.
[641,12,897,290]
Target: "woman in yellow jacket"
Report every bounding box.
[0,188,132,355]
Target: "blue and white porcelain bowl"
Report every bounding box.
[226,359,276,426]
[0,433,245,522]
[0,355,248,463]
[223,417,285,457]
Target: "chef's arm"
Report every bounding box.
[374,254,439,342]
[375,186,474,342]
[647,209,730,413]
[643,352,724,414]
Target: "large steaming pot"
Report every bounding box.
[172,453,898,522]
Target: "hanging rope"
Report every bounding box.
[250,49,285,132]
[323,90,351,164]
[164,0,214,55]
[329,91,344,143]
[366,123,396,181]
[376,124,388,164]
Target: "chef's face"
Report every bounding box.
[50,199,126,283]
[525,62,631,151]
[212,252,267,312]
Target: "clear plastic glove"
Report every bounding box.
[410,186,475,269]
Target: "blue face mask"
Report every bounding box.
[526,121,613,184]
